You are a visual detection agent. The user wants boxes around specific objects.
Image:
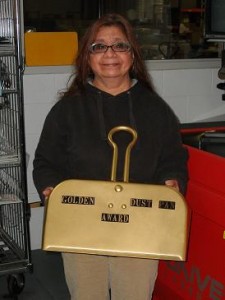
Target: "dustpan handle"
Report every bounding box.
[108,126,138,183]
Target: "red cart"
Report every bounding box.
[153,136,225,299]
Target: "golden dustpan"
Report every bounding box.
[42,126,190,261]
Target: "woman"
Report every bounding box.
[33,13,188,300]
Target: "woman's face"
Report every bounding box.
[88,26,133,84]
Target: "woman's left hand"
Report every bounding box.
[165,179,179,191]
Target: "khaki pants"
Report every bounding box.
[62,253,158,300]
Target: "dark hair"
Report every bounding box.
[64,13,155,96]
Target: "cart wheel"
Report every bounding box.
[7,273,25,296]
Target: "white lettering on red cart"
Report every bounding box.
[61,195,95,205]
[165,261,224,300]
[101,213,129,223]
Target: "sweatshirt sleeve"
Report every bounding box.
[153,104,189,195]
[33,103,69,201]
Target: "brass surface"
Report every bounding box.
[108,126,137,182]
[42,126,190,260]
[42,180,189,260]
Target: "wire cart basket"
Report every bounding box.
[0,0,32,297]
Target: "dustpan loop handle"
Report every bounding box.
[108,126,138,183]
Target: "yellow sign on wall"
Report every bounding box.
[25,32,78,66]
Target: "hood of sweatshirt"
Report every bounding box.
[85,81,139,141]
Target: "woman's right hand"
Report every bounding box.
[42,187,54,201]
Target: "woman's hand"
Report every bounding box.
[165,179,179,192]
[42,187,54,201]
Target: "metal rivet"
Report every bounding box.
[115,185,123,192]
[121,204,127,209]
[108,203,113,208]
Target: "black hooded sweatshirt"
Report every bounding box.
[33,81,188,201]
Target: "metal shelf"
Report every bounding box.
[0,0,32,293]
[0,194,22,205]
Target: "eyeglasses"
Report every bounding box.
[89,42,131,54]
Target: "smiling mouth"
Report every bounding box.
[102,63,119,67]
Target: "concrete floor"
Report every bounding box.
[0,250,70,300]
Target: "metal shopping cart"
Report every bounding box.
[0,0,32,298]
